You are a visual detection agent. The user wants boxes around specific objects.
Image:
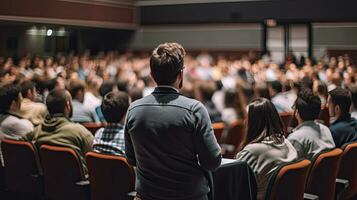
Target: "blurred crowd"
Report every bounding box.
[0,50,357,125]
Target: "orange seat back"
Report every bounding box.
[306,148,343,200]
[1,139,43,196]
[86,152,135,200]
[338,142,357,199]
[212,122,225,143]
[266,159,311,200]
[221,120,245,158]
[40,145,88,200]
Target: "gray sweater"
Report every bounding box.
[125,86,222,200]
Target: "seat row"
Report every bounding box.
[0,139,135,200]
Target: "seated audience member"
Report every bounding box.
[222,89,246,124]
[197,80,222,123]
[0,84,34,140]
[93,91,130,155]
[23,89,94,174]
[18,80,48,125]
[95,81,116,122]
[236,98,297,200]
[270,81,294,113]
[288,89,335,159]
[83,77,102,114]
[329,87,357,147]
[350,86,357,120]
[68,79,99,123]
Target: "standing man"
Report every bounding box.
[125,43,222,200]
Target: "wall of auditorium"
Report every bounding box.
[0,0,136,29]
[128,24,262,51]
[312,23,357,59]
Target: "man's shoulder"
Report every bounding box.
[128,94,201,111]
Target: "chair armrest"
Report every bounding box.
[128,191,136,197]
[336,178,349,189]
[304,193,319,200]
[76,180,90,186]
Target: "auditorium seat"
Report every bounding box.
[305,148,343,200]
[220,120,245,158]
[265,159,311,200]
[335,142,357,200]
[279,112,293,136]
[1,139,43,199]
[212,122,225,143]
[40,145,89,200]
[82,122,104,134]
[86,151,135,200]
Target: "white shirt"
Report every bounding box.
[288,120,335,160]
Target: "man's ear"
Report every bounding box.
[335,105,341,115]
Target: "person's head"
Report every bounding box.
[224,89,238,108]
[0,84,22,113]
[198,80,216,102]
[150,42,186,88]
[46,89,73,118]
[101,91,130,123]
[245,98,284,145]
[99,81,115,97]
[300,76,313,90]
[117,79,128,92]
[350,85,357,110]
[20,80,37,101]
[68,79,86,102]
[328,87,352,119]
[270,80,283,95]
[294,89,321,123]
[128,87,143,102]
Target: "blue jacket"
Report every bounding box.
[330,114,357,148]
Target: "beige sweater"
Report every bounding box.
[236,137,298,200]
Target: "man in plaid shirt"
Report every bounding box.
[93,91,130,155]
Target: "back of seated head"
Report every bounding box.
[20,80,36,99]
[329,87,352,115]
[150,42,185,85]
[295,89,321,121]
[0,83,21,113]
[128,87,143,102]
[117,79,128,92]
[300,76,313,91]
[99,81,115,97]
[246,98,284,145]
[101,91,130,123]
[270,81,283,93]
[349,85,357,109]
[68,79,86,99]
[46,89,71,116]
[198,80,216,102]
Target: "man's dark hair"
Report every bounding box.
[300,76,313,90]
[150,43,185,85]
[68,79,85,99]
[20,80,35,98]
[198,80,216,101]
[117,79,128,92]
[101,91,130,123]
[350,85,357,109]
[270,81,283,93]
[295,89,321,121]
[46,89,71,115]
[99,81,115,97]
[329,87,352,114]
[0,84,21,113]
[129,87,143,102]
